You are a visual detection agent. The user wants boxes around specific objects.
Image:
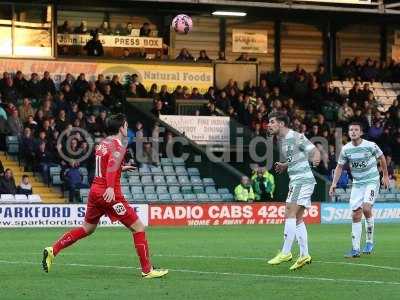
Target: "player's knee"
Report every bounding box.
[352,208,362,222]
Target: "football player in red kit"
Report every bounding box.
[42,114,168,279]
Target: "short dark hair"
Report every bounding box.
[22,174,29,179]
[268,112,290,127]
[348,121,364,131]
[106,113,127,135]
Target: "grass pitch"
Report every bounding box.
[0,224,399,300]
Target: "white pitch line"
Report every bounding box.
[0,259,399,286]
[1,252,399,272]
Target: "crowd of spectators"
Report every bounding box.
[0,57,399,200]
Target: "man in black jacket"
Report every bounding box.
[0,168,17,194]
[83,31,104,57]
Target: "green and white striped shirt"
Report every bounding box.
[338,139,383,187]
[279,129,316,186]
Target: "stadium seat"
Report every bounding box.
[49,166,61,176]
[158,193,171,202]
[81,196,88,203]
[131,186,143,194]
[181,186,192,194]
[161,158,173,166]
[150,166,163,175]
[196,193,209,201]
[1,194,14,201]
[190,176,203,186]
[175,166,188,175]
[171,193,184,201]
[187,168,200,176]
[28,195,42,203]
[221,193,234,201]
[122,186,131,194]
[205,186,217,194]
[124,193,133,202]
[192,186,205,194]
[208,193,222,201]
[178,176,191,186]
[139,166,151,175]
[145,193,158,202]
[162,165,175,175]
[141,175,153,186]
[79,167,88,176]
[51,174,63,186]
[166,176,179,186]
[128,176,141,185]
[153,175,167,185]
[203,178,216,186]
[172,157,185,166]
[168,186,180,194]
[217,188,230,194]
[6,136,19,155]
[132,193,146,202]
[183,194,196,201]
[156,186,168,194]
[144,186,156,194]
[120,177,129,185]
[14,194,28,202]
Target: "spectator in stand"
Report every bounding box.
[337,102,354,126]
[351,109,370,132]
[64,162,88,203]
[197,50,211,62]
[0,168,16,194]
[27,73,41,100]
[216,90,230,112]
[98,21,112,35]
[362,58,379,82]
[158,85,171,104]
[41,98,54,119]
[102,84,119,113]
[234,176,255,202]
[110,75,124,100]
[138,142,159,168]
[151,100,168,117]
[7,109,23,137]
[148,84,158,99]
[348,81,364,107]
[126,83,139,98]
[40,71,56,96]
[176,48,194,61]
[257,79,269,100]
[251,167,275,201]
[2,77,18,104]
[200,101,219,116]
[95,74,108,94]
[314,64,330,85]
[83,81,104,108]
[21,127,35,167]
[84,31,104,57]
[96,110,108,136]
[53,92,71,116]
[154,49,164,61]
[182,86,191,100]
[58,21,73,34]
[268,86,286,103]
[74,21,88,34]
[132,48,147,60]
[18,98,36,124]
[204,86,216,102]
[62,84,78,103]
[121,48,131,59]
[55,109,69,132]
[131,74,147,97]
[140,22,151,37]
[14,70,28,98]
[368,120,383,142]
[308,81,323,109]
[191,88,203,100]
[217,51,226,61]
[74,73,89,98]
[224,79,240,95]
[236,53,250,61]
[119,22,134,36]
[16,174,32,196]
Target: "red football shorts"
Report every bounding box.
[84,187,138,227]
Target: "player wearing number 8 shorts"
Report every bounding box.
[266,113,321,271]
[330,122,390,258]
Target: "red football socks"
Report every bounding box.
[52,227,88,256]
[133,231,151,273]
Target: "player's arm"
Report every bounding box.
[378,155,390,189]
[300,134,320,167]
[329,148,347,197]
[103,145,124,202]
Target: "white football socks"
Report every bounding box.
[282,218,296,255]
[352,222,362,251]
[365,217,374,243]
[296,222,309,257]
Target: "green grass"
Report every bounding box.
[0,224,399,300]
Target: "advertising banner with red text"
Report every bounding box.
[149,203,320,226]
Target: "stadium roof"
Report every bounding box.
[128,0,400,14]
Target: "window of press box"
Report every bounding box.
[56,10,160,58]
[0,4,53,58]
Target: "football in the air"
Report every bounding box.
[172,14,193,34]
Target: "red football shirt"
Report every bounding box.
[92,137,126,195]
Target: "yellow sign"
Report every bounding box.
[232,29,268,54]
[0,58,213,93]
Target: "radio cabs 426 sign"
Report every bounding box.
[149,203,320,226]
